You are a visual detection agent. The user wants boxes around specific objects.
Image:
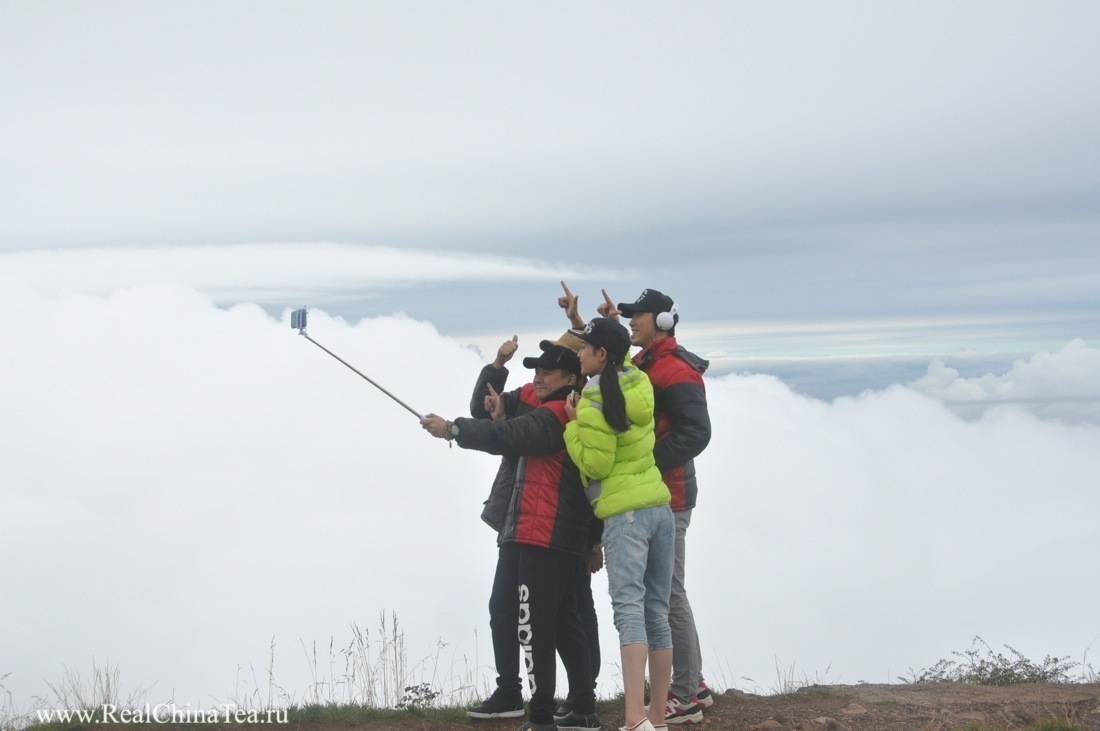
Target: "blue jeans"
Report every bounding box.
[603,504,675,650]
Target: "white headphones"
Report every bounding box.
[655,302,678,331]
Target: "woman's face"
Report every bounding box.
[578,342,606,377]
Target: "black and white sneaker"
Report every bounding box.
[663,695,703,725]
[553,701,574,723]
[555,710,602,730]
[467,690,525,719]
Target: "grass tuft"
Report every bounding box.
[1030,720,1089,731]
[900,636,1079,686]
[765,659,838,696]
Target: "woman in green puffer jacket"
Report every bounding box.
[564,330,669,519]
[563,317,674,731]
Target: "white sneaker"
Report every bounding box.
[620,719,657,731]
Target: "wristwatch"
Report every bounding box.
[450,422,460,439]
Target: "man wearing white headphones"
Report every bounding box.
[601,288,713,726]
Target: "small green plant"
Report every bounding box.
[1029,720,1088,731]
[396,682,439,711]
[901,636,1077,685]
[958,720,1086,731]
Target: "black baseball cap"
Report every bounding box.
[522,344,581,375]
[618,288,675,317]
[576,317,632,362]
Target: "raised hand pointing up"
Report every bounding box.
[596,289,621,321]
[484,383,506,421]
[558,280,584,329]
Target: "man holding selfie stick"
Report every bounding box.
[461,333,542,722]
[422,344,601,731]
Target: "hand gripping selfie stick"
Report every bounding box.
[290,308,423,419]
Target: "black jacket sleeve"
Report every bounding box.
[653,381,712,473]
[453,407,565,457]
[469,364,511,419]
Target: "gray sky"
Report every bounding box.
[2,1,1099,384]
[2,2,1100,717]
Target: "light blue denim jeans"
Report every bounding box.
[602,504,675,649]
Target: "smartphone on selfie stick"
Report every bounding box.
[290,307,423,420]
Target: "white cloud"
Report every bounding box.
[907,339,1100,424]
[1,284,498,710]
[701,370,1100,687]
[689,314,1069,359]
[0,243,618,304]
[2,284,1098,716]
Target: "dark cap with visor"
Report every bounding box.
[522,344,581,376]
[576,317,632,363]
[618,288,675,317]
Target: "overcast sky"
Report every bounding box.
[3,1,1099,380]
[2,1,1099,719]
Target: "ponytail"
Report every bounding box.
[599,358,628,433]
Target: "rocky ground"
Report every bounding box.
[319,683,1100,731]
[680,682,1100,730]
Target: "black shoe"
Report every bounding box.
[467,691,525,719]
[553,701,574,723]
[555,709,602,730]
[514,723,556,731]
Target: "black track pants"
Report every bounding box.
[488,542,522,696]
[573,564,601,691]
[516,544,596,724]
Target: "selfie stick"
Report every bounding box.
[290,308,423,419]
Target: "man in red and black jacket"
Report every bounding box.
[606,288,713,726]
[422,344,601,731]
[456,335,544,721]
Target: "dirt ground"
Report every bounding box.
[685,683,1100,730]
[315,683,1100,731]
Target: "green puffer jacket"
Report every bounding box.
[564,365,670,519]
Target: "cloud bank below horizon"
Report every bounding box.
[1,284,1097,716]
[0,243,624,305]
